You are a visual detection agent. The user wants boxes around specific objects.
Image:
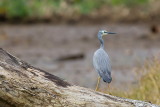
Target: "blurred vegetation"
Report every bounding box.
[110,58,160,105]
[108,0,149,6]
[0,0,157,21]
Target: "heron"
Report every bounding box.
[93,30,116,91]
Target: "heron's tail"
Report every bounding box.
[99,70,112,83]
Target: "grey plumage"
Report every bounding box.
[93,30,116,84]
[93,48,112,83]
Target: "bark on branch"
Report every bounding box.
[0,48,159,107]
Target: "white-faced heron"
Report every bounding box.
[93,30,116,91]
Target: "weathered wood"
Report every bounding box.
[0,48,159,107]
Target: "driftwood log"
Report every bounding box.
[0,48,159,107]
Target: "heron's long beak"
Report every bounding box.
[104,31,116,34]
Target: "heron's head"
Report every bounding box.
[98,30,116,37]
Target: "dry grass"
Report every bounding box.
[110,58,160,105]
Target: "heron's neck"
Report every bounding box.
[98,36,104,49]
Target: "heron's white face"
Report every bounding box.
[100,30,108,36]
[99,30,116,37]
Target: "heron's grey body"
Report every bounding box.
[93,30,115,84]
[93,48,112,83]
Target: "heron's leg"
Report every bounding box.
[108,84,110,89]
[95,76,101,91]
[107,84,110,94]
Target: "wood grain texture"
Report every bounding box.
[0,48,159,107]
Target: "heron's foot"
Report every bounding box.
[95,87,98,91]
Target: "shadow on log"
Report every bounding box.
[0,48,159,107]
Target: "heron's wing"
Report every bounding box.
[93,49,111,72]
[93,48,111,82]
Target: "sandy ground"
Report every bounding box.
[0,23,160,91]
